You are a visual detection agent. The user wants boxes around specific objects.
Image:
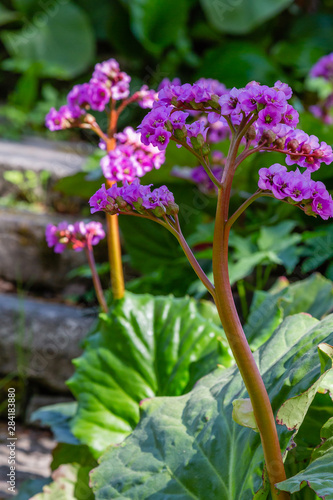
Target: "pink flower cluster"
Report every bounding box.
[139,78,229,151]
[89,179,178,218]
[100,127,165,183]
[310,53,333,81]
[45,221,105,253]
[45,58,157,131]
[258,164,333,219]
[217,81,298,129]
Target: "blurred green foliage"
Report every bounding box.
[1,0,333,136]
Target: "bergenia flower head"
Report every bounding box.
[309,53,333,81]
[45,57,158,132]
[89,179,178,218]
[45,106,78,131]
[258,163,333,220]
[100,127,165,183]
[45,221,105,253]
[308,54,333,123]
[92,58,131,100]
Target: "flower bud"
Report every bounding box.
[190,136,202,151]
[133,198,146,214]
[245,125,256,142]
[152,205,166,217]
[173,127,187,141]
[260,130,276,145]
[274,137,286,149]
[190,101,205,110]
[201,143,211,156]
[301,143,312,154]
[312,148,323,158]
[303,203,317,217]
[287,139,299,152]
[166,202,179,216]
[165,120,173,133]
[115,196,129,210]
[208,95,220,109]
[83,114,96,125]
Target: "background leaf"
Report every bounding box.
[1,2,95,79]
[128,0,190,54]
[200,0,293,34]
[277,417,333,498]
[244,274,333,350]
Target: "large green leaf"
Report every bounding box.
[277,417,333,498]
[1,3,94,78]
[200,0,292,34]
[128,0,190,54]
[91,313,333,499]
[67,292,233,458]
[244,274,333,350]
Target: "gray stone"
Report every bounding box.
[0,293,96,393]
[0,207,107,288]
[0,138,90,188]
[0,138,97,211]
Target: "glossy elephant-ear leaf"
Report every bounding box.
[66,292,233,458]
[91,313,333,499]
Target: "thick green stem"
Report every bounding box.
[212,131,289,499]
[85,245,108,313]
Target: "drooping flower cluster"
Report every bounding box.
[45,221,105,253]
[100,127,165,183]
[45,58,157,131]
[252,125,333,172]
[89,179,178,218]
[308,53,333,124]
[258,163,333,219]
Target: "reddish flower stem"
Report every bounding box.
[85,244,108,313]
[212,130,289,499]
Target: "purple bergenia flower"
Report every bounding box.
[274,81,293,99]
[310,53,333,81]
[45,221,104,253]
[257,106,282,128]
[258,164,288,190]
[89,184,112,214]
[219,87,241,115]
[45,106,77,131]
